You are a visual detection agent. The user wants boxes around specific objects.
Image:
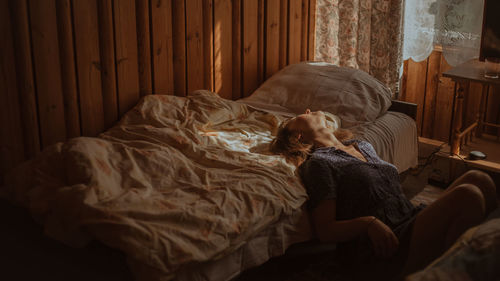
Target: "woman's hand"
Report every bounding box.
[367,218,399,258]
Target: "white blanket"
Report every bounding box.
[3,91,311,280]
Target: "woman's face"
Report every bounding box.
[286,109,329,142]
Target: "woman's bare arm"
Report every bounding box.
[312,199,399,258]
[311,199,374,242]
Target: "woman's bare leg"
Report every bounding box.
[444,170,497,214]
[401,184,486,277]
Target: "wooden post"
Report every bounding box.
[476,84,489,138]
[451,82,466,156]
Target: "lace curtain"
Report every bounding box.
[403,0,484,66]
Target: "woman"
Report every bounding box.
[271,109,498,280]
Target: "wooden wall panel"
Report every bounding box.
[151,0,174,95]
[265,0,280,79]
[1,0,316,178]
[401,48,500,143]
[29,0,67,146]
[432,56,454,142]
[135,0,153,96]
[97,0,118,128]
[308,0,316,60]
[279,0,288,68]
[73,0,105,136]
[172,0,187,97]
[257,0,265,83]
[242,0,259,97]
[399,49,456,142]
[404,59,427,134]
[186,0,206,93]
[10,0,41,158]
[214,0,233,99]
[1,0,25,181]
[288,0,302,64]
[114,0,141,115]
[56,0,81,138]
[231,0,242,100]
[203,0,214,91]
[300,0,308,61]
[421,51,441,138]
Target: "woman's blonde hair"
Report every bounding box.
[270,118,353,166]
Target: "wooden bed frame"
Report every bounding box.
[389,100,418,120]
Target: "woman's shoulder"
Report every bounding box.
[298,154,336,182]
[300,146,345,171]
[299,151,332,172]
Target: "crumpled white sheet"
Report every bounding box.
[3,91,318,280]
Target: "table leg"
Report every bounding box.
[451,82,466,156]
[449,83,458,145]
[476,84,489,138]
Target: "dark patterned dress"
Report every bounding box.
[298,139,425,279]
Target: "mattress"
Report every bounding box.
[351,111,418,173]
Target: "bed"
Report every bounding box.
[1,62,420,281]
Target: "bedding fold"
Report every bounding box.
[3,91,310,280]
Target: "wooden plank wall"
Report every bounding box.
[399,47,500,142]
[0,0,317,181]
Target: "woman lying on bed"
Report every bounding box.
[271,109,498,280]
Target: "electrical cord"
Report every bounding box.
[412,141,471,177]
[451,152,469,170]
[412,142,447,176]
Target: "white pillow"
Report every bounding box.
[242,62,393,128]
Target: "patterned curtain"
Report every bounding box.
[314,0,404,94]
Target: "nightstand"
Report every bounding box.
[442,59,500,156]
